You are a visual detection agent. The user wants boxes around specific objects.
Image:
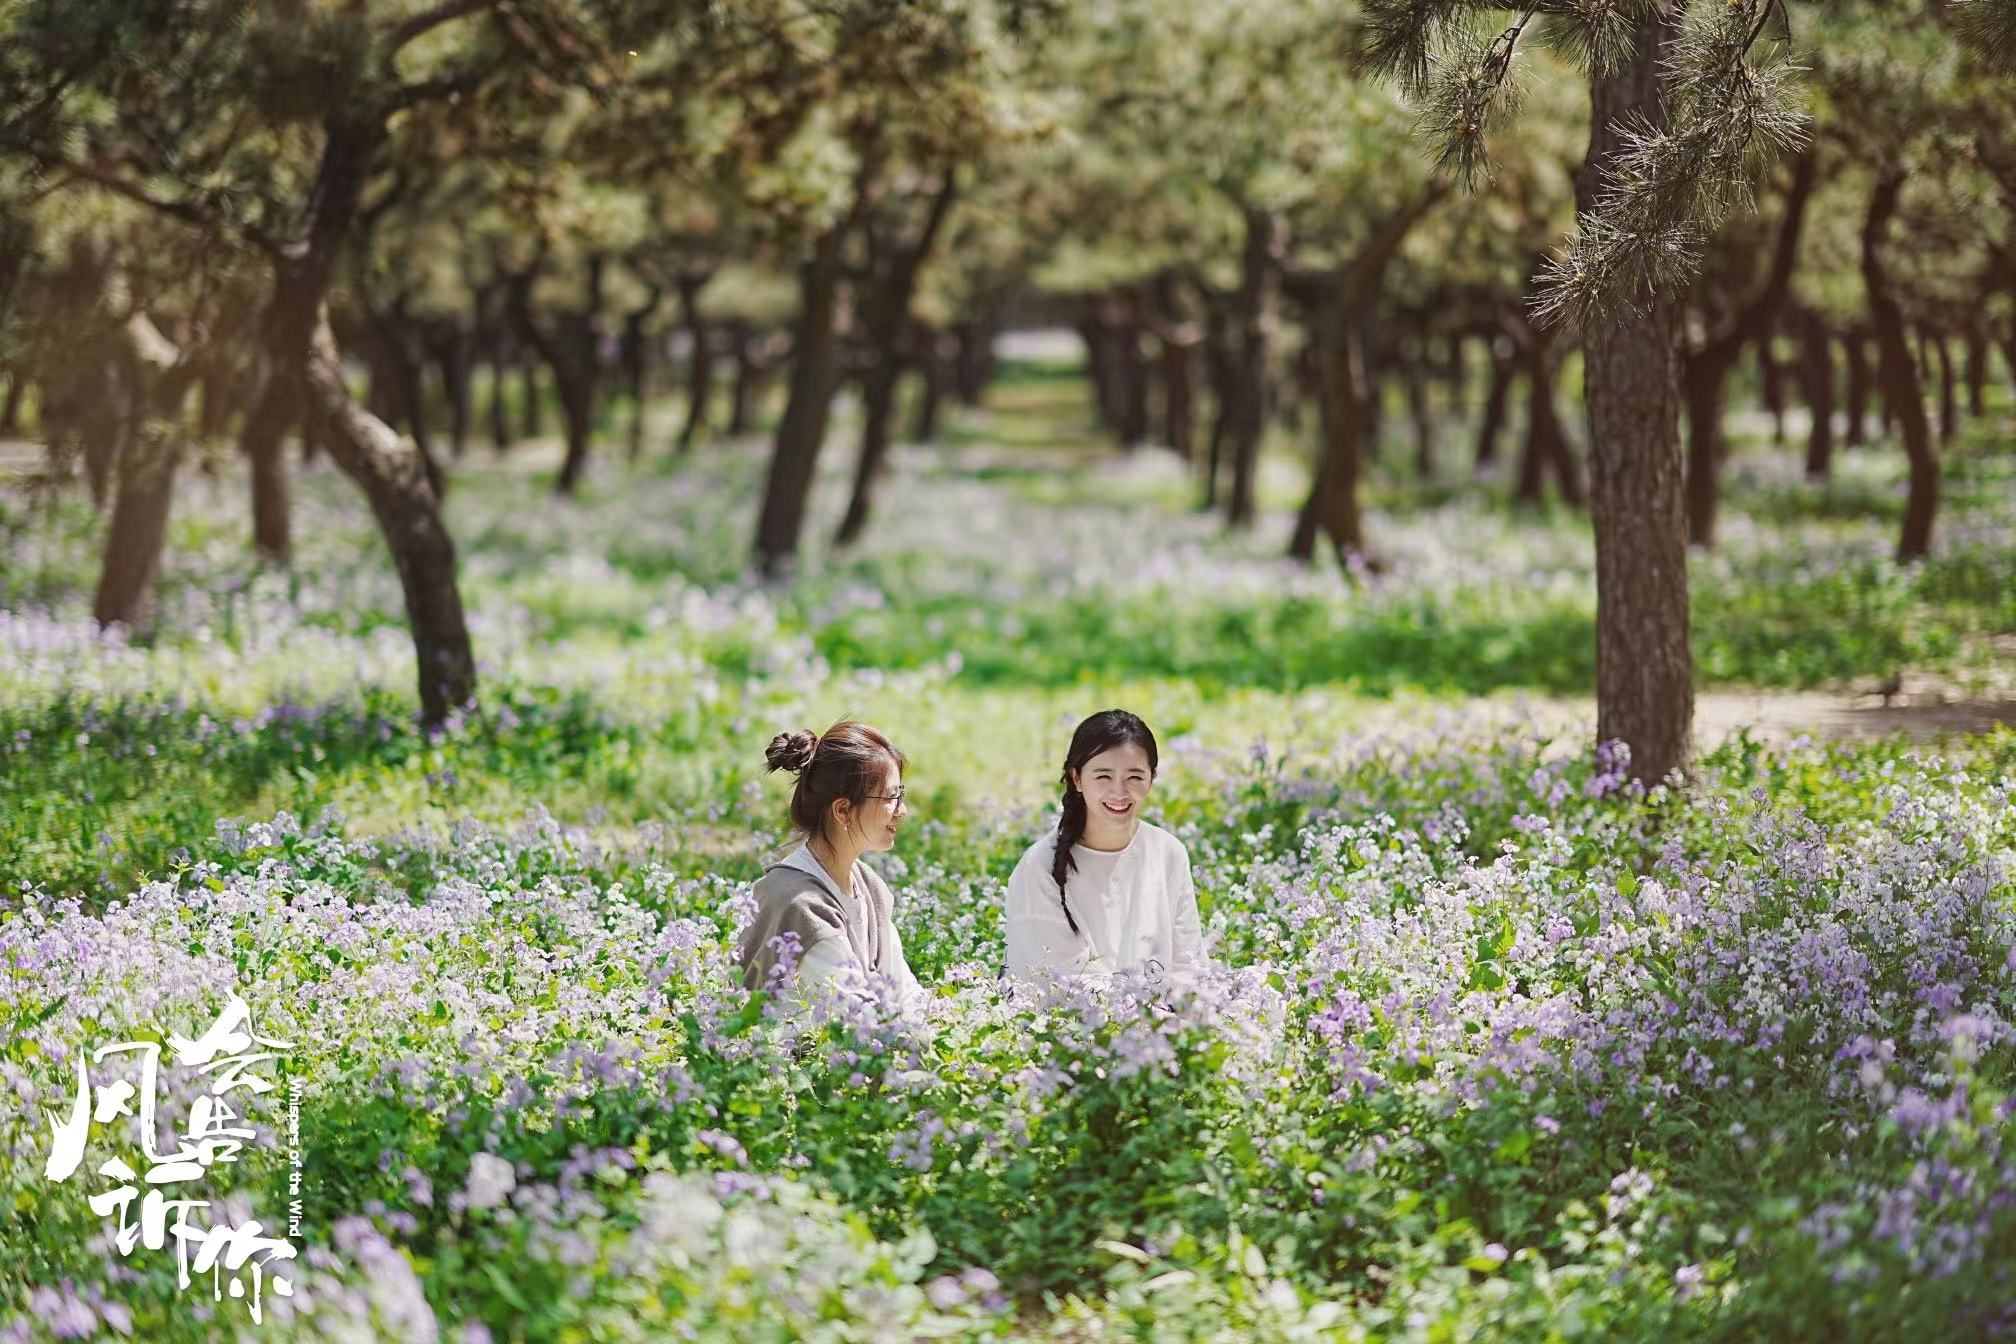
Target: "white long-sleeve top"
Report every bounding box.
[1004,821,1207,984]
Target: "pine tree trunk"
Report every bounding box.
[835,172,955,546]
[94,429,182,632]
[1202,307,1232,509]
[302,307,475,724]
[1078,312,1115,430]
[1407,358,1434,479]
[1964,323,1987,418]
[1757,329,1787,445]
[1682,347,1736,547]
[678,276,714,453]
[1516,339,1570,505]
[1115,308,1151,449]
[1474,339,1514,471]
[1861,171,1939,562]
[1934,334,1957,442]
[1,373,25,435]
[1160,332,1196,462]
[249,110,478,727]
[512,258,605,497]
[910,324,947,444]
[551,370,594,495]
[519,359,542,438]
[384,310,433,466]
[753,225,848,577]
[1996,319,2016,411]
[487,330,514,454]
[240,361,295,565]
[1225,207,1281,530]
[1795,306,1835,481]
[953,316,994,406]
[434,328,473,461]
[1843,331,1871,446]
[621,304,650,462]
[836,359,901,548]
[199,365,231,440]
[1580,15,1694,785]
[1289,302,1368,563]
[728,322,759,437]
[95,305,194,633]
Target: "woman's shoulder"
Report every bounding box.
[1009,832,1061,883]
[752,864,847,915]
[1137,820,1192,862]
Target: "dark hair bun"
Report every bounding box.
[765,729,818,774]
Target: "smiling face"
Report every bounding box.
[831,755,906,854]
[1071,742,1154,843]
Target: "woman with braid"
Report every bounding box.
[1004,710,1208,985]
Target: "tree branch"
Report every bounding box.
[382,0,506,59]
[40,158,279,255]
[387,56,499,110]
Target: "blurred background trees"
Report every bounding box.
[1,0,2009,778]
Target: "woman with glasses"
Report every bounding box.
[737,719,924,1004]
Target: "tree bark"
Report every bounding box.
[1202,303,1233,509]
[1680,148,1815,548]
[1406,352,1434,480]
[952,312,995,406]
[1284,194,1441,559]
[1754,328,1784,445]
[728,321,760,436]
[909,322,948,444]
[1517,337,1578,506]
[1,372,24,435]
[620,287,661,461]
[94,313,197,632]
[240,317,299,566]
[1794,305,1835,481]
[1159,332,1197,463]
[1934,332,1957,442]
[753,224,849,576]
[432,323,474,461]
[1843,330,1872,447]
[1079,308,1116,430]
[1289,301,1369,563]
[512,255,605,496]
[1225,207,1282,529]
[384,305,434,465]
[1114,296,1151,449]
[676,274,714,453]
[1473,335,1515,471]
[1682,346,1737,544]
[1998,315,2016,412]
[519,358,542,439]
[304,306,475,725]
[95,429,182,632]
[1580,12,1694,786]
[238,111,478,726]
[837,171,957,546]
[1964,321,1987,418]
[1860,171,1938,561]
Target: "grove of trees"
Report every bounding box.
[3,0,2012,781]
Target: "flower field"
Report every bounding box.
[4,418,2015,1340]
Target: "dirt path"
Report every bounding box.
[1506,688,2016,751]
[1693,690,2016,743]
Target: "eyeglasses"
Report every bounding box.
[867,788,907,807]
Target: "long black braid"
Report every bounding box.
[1050,709,1159,940]
[1051,785,1088,936]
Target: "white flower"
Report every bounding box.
[464,1152,516,1212]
